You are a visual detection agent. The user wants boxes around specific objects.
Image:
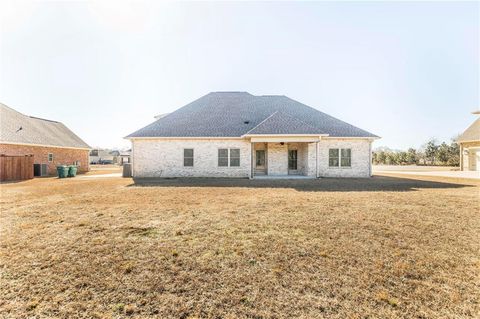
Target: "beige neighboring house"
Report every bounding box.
[126,92,379,178]
[458,110,480,171]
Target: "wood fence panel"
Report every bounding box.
[0,155,34,182]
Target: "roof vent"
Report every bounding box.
[244,121,250,124]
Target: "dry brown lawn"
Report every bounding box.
[0,172,479,318]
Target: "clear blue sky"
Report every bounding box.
[1,1,478,150]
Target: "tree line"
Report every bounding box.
[373,138,460,166]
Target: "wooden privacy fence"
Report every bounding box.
[0,155,34,182]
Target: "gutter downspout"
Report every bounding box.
[316,141,319,178]
[368,141,372,177]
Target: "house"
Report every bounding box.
[458,110,480,171]
[119,150,131,165]
[126,92,379,178]
[89,149,120,164]
[0,103,90,176]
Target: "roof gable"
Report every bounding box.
[246,111,325,135]
[0,103,90,149]
[126,92,378,138]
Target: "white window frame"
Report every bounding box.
[183,148,194,167]
[328,148,352,168]
[48,153,53,162]
[218,149,229,167]
[340,148,351,167]
[218,148,240,168]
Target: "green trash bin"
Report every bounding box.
[68,165,78,177]
[57,165,68,178]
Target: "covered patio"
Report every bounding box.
[248,135,322,179]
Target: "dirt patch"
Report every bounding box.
[0,174,478,318]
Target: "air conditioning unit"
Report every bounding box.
[33,164,48,177]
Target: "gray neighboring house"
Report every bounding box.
[126,92,379,178]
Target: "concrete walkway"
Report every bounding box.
[253,175,315,180]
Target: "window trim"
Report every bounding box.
[328,148,352,169]
[229,148,240,167]
[218,148,229,167]
[340,148,352,167]
[48,153,53,162]
[217,148,240,168]
[328,149,339,167]
[183,148,194,167]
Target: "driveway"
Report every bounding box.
[374,166,480,179]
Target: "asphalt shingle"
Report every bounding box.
[458,117,480,142]
[0,103,90,149]
[126,92,378,138]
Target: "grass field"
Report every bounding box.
[0,170,479,318]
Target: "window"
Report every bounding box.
[183,149,194,167]
[218,148,240,167]
[90,150,98,156]
[329,148,352,167]
[48,153,53,162]
[218,149,228,167]
[229,149,240,167]
[288,150,298,170]
[329,149,339,167]
[341,149,351,167]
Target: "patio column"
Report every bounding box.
[251,142,254,178]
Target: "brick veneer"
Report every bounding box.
[131,138,373,178]
[0,144,90,176]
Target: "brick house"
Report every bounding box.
[0,103,90,176]
[126,92,379,178]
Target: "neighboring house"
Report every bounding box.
[126,92,379,178]
[458,110,480,171]
[89,149,120,164]
[119,150,131,165]
[0,103,90,176]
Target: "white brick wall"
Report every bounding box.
[131,138,373,178]
[267,143,288,175]
[317,139,372,177]
[306,143,317,177]
[132,139,251,178]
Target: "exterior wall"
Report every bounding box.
[267,142,288,175]
[317,139,372,178]
[131,138,374,178]
[459,141,480,171]
[132,139,251,178]
[306,142,317,177]
[0,143,90,175]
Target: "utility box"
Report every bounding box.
[123,163,132,177]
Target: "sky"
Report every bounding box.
[0,1,478,150]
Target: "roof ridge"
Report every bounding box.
[29,116,60,123]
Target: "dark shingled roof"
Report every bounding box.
[126,92,378,138]
[458,117,480,142]
[0,103,90,149]
[246,111,325,135]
